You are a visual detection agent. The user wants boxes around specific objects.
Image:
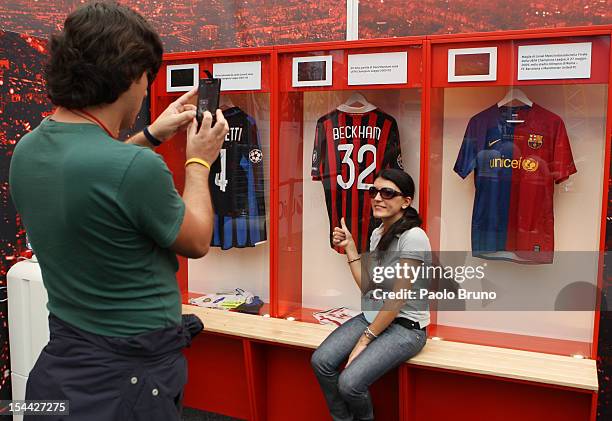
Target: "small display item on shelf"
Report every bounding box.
[188,288,259,311]
[313,307,361,326]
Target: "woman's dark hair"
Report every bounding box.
[45,1,163,109]
[374,169,422,252]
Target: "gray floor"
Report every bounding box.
[181,407,243,421]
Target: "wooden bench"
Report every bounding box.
[183,304,597,391]
[182,304,599,421]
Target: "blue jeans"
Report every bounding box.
[311,313,427,421]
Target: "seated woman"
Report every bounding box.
[311,168,430,421]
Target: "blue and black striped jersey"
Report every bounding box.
[210,107,267,249]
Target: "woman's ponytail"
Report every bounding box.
[376,206,422,252]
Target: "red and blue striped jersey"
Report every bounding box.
[312,108,402,254]
[210,107,266,249]
[454,104,576,264]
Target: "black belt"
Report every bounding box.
[394,317,426,332]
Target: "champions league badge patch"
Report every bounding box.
[397,154,404,170]
[528,134,543,149]
[312,149,319,166]
[249,149,263,164]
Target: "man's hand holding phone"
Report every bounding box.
[173,108,228,259]
[175,75,227,257]
[187,109,228,167]
[148,88,198,142]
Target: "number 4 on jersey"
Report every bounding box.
[215,149,228,192]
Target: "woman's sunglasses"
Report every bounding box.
[368,186,404,200]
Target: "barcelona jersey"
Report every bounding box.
[454,104,576,264]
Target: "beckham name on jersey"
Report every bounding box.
[332,125,382,141]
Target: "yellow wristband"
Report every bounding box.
[185,158,211,170]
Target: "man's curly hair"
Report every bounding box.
[45,1,163,109]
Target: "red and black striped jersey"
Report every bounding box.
[311,108,403,253]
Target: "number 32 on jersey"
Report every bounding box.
[337,143,377,190]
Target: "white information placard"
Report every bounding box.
[213,61,262,91]
[518,42,592,81]
[348,52,408,86]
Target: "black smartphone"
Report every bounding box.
[196,76,221,131]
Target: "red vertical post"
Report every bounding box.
[419,39,431,233]
[243,339,268,421]
[399,365,417,421]
[276,87,304,318]
[592,30,612,360]
[590,391,599,421]
[270,50,280,317]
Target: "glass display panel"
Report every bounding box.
[277,46,424,326]
[154,56,272,316]
[426,35,610,356]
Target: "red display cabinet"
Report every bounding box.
[150,49,274,419]
[147,28,607,420]
[150,48,274,312]
[423,26,612,359]
[274,38,427,321]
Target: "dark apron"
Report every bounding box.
[24,313,203,421]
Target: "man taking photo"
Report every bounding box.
[9,2,228,419]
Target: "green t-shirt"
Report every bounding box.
[9,119,185,337]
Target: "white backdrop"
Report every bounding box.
[435,84,608,342]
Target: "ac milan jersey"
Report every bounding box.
[210,107,266,249]
[454,104,576,264]
[312,108,403,254]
